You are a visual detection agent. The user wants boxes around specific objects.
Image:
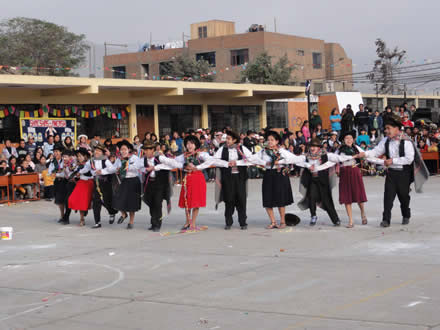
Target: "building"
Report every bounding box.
[0,75,304,144]
[103,20,353,93]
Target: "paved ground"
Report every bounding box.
[1,176,440,330]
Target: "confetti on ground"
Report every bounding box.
[41,292,60,302]
[280,249,285,252]
[160,226,208,237]
[108,252,115,256]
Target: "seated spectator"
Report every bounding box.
[25,136,37,159]
[428,138,438,152]
[43,135,55,157]
[402,115,414,128]
[16,139,28,159]
[356,128,371,146]
[295,131,306,145]
[369,128,380,146]
[0,160,10,176]
[76,134,91,151]
[54,134,64,150]
[328,131,338,149]
[41,166,55,201]
[8,156,18,174]
[359,141,368,151]
[418,139,428,152]
[2,139,18,159]
[63,136,75,152]
[315,124,323,137]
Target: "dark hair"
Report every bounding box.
[19,138,25,143]
[265,130,281,143]
[226,130,240,143]
[331,108,338,115]
[184,135,201,149]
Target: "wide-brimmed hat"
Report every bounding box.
[340,130,357,141]
[141,140,157,150]
[310,137,322,147]
[383,113,403,128]
[53,145,64,152]
[116,139,134,151]
[285,213,301,226]
[76,148,90,158]
[94,143,107,153]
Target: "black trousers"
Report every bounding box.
[383,168,411,223]
[308,178,339,223]
[64,181,76,221]
[143,179,165,229]
[93,177,117,224]
[223,174,247,227]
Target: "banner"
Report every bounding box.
[19,117,77,146]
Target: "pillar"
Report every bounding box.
[128,104,138,139]
[383,97,388,109]
[154,104,159,136]
[415,97,419,108]
[201,104,209,128]
[260,101,267,129]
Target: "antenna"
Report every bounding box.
[274,17,277,32]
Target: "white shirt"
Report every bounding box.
[337,146,364,167]
[248,148,305,169]
[91,159,116,176]
[137,155,182,178]
[114,155,143,178]
[303,153,351,173]
[213,145,253,172]
[48,158,65,178]
[77,161,94,181]
[2,147,18,159]
[365,137,414,169]
[174,152,229,171]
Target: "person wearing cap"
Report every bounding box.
[76,135,91,152]
[328,131,339,149]
[68,148,95,226]
[48,146,75,224]
[337,131,368,228]
[214,130,253,230]
[90,143,119,229]
[297,138,352,227]
[112,140,144,229]
[357,113,429,227]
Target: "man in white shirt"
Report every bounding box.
[358,114,414,227]
[214,130,253,230]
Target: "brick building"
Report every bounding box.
[104,20,353,93]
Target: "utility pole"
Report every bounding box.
[404,83,407,102]
[376,83,379,111]
[306,80,311,122]
[274,17,277,33]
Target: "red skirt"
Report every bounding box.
[68,179,94,211]
[178,171,206,209]
[339,166,367,204]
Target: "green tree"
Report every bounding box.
[241,51,294,85]
[167,55,214,82]
[0,17,89,76]
[367,38,406,94]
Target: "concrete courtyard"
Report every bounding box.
[1,176,440,330]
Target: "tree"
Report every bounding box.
[367,38,406,94]
[241,51,294,85]
[166,55,214,82]
[0,17,89,76]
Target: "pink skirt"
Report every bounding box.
[339,166,367,204]
[68,179,94,211]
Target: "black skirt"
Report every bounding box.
[54,178,67,205]
[262,169,293,208]
[113,177,141,212]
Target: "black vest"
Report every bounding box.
[144,157,170,184]
[384,138,414,179]
[220,146,248,181]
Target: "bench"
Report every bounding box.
[422,151,440,174]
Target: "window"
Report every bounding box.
[159,62,173,76]
[313,82,323,93]
[112,66,126,79]
[141,64,149,79]
[198,26,207,39]
[158,105,201,135]
[231,49,249,66]
[312,53,322,69]
[297,49,305,56]
[426,99,435,108]
[266,102,287,128]
[196,52,216,67]
[208,105,260,132]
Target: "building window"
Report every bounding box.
[198,26,207,39]
[141,64,149,79]
[266,102,287,128]
[112,66,126,79]
[231,49,249,66]
[159,62,173,76]
[426,99,435,108]
[312,53,322,69]
[208,105,260,132]
[196,52,216,67]
[313,82,323,94]
[297,49,305,56]
[158,105,201,136]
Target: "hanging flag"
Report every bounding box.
[96,109,101,116]
[117,113,121,119]
[126,106,131,113]
[121,111,126,118]
[112,113,116,119]
[81,111,85,117]
[43,105,49,113]
[8,106,15,114]
[107,112,112,118]
[85,112,89,118]
[57,110,62,117]
[100,106,105,113]
[4,109,9,116]
[34,110,38,117]
[20,111,25,117]
[39,108,44,116]
[92,110,97,117]
[0,110,4,118]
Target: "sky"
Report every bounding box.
[2,0,440,94]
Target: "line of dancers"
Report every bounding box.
[49,113,429,231]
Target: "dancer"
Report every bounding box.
[48,146,70,224]
[248,131,305,229]
[90,143,118,228]
[337,131,368,228]
[357,113,429,227]
[113,140,143,229]
[214,130,253,230]
[68,148,94,226]
[297,138,351,226]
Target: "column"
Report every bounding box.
[260,101,267,129]
[383,97,388,109]
[128,104,138,139]
[154,104,159,136]
[415,97,419,108]
[201,104,209,128]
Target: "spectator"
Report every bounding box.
[173,131,183,154]
[329,108,342,134]
[2,139,18,159]
[409,104,417,120]
[328,131,338,149]
[25,136,37,158]
[418,139,428,152]
[341,105,355,134]
[356,128,371,146]
[296,131,306,146]
[90,133,101,150]
[23,154,35,171]
[62,136,75,152]
[43,135,55,157]
[53,134,63,150]
[355,104,369,134]
[104,138,116,155]
[309,110,322,131]
[0,159,10,176]
[8,156,18,174]
[76,135,91,151]
[16,139,28,159]
[428,138,438,152]
[133,135,142,156]
[369,128,381,146]
[301,120,311,142]
[402,114,414,128]
[243,130,257,153]
[369,110,384,134]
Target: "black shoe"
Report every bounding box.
[181,223,191,231]
[402,217,410,225]
[380,221,390,228]
[240,225,248,230]
[57,218,64,223]
[92,223,102,229]
[84,211,88,217]
[117,215,127,224]
[109,215,115,224]
[127,223,133,230]
[152,227,160,232]
[61,219,70,225]
[148,226,154,231]
[224,225,232,230]
[333,220,341,227]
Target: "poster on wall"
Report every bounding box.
[20,118,77,146]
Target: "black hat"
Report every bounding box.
[184,135,201,149]
[94,143,107,153]
[141,140,157,150]
[383,113,402,128]
[62,149,73,156]
[310,137,322,147]
[226,130,240,143]
[340,130,357,141]
[76,148,90,158]
[53,145,64,152]
[285,213,301,226]
[265,130,282,143]
[116,139,134,151]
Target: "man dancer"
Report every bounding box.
[358,113,429,227]
[90,143,118,228]
[214,130,253,230]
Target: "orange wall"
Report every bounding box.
[288,102,308,133]
[318,95,339,131]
